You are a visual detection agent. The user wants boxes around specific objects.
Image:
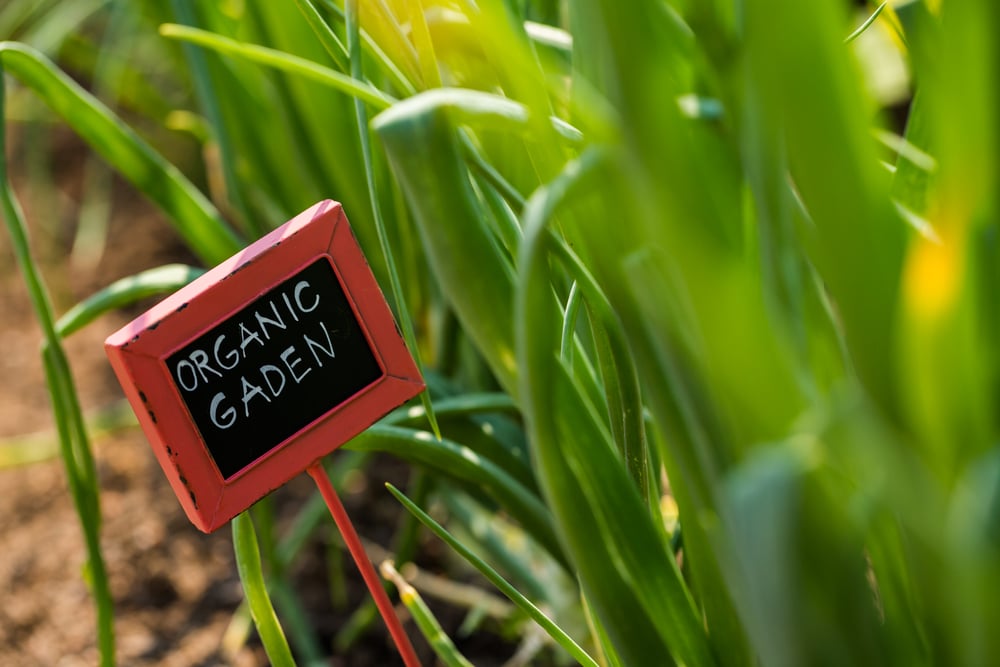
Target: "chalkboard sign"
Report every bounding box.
[105,201,424,532]
[168,258,384,478]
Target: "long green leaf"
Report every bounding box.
[41,345,115,666]
[168,0,264,239]
[742,0,904,413]
[232,512,296,667]
[517,150,715,667]
[372,88,580,401]
[380,561,473,667]
[158,24,395,110]
[309,0,416,96]
[56,264,204,337]
[845,2,887,44]
[375,90,522,395]
[387,483,599,667]
[292,0,348,71]
[346,424,565,567]
[344,0,440,440]
[0,41,242,265]
[439,490,551,603]
[383,393,518,425]
[548,233,651,507]
[1,57,115,666]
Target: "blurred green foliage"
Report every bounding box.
[4,0,1000,665]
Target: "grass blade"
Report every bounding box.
[439,490,551,603]
[560,281,581,364]
[40,346,114,666]
[158,24,395,110]
[387,483,599,667]
[56,264,204,337]
[232,512,296,667]
[547,234,651,507]
[347,424,565,567]
[744,0,905,413]
[399,0,441,88]
[372,88,582,399]
[384,402,534,492]
[292,0,348,71]
[845,2,887,44]
[383,392,518,426]
[380,561,472,667]
[1,66,114,665]
[345,0,440,440]
[375,91,522,395]
[517,151,714,666]
[167,0,263,239]
[313,0,416,96]
[0,41,242,265]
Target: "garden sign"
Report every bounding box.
[105,200,425,532]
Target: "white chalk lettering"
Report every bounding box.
[175,359,198,392]
[241,376,271,416]
[172,261,354,433]
[304,321,335,367]
[280,345,311,383]
[282,293,300,322]
[260,364,286,398]
[255,301,286,340]
[210,392,236,429]
[214,334,239,370]
[294,280,320,313]
[190,349,222,384]
[239,322,264,355]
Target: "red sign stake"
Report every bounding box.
[308,463,421,667]
[105,200,425,664]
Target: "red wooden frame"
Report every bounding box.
[105,200,424,532]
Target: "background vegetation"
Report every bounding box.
[3,0,999,665]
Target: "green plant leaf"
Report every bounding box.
[0,41,242,265]
[1,56,114,665]
[344,0,440,440]
[56,264,204,337]
[380,561,473,667]
[374,90,522,396]
[517,150,715,667]
[845,2,887,44]
[158,24,395,110]
[347,424,565,567]
[387,483,599,667]
[232,512,296,667]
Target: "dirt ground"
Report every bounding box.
[0,131,512,666]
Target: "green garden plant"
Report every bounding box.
[4,0,1000,665]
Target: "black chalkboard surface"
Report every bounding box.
[167,258,383,478]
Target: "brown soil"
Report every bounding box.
[0,130,512,666]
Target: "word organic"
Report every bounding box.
[168,258,382,478]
